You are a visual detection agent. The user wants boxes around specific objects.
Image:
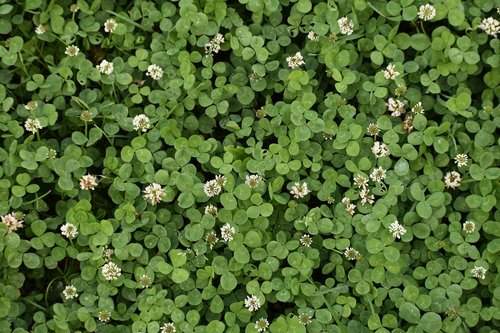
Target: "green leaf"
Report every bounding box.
[220,272,237,291]
[418,312,442,333]
[23,253,41,269]
[171,268,189,283]
[399,302,421,324]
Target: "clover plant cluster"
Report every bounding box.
[0,0,499,333]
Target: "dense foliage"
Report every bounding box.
[0,0,499,332]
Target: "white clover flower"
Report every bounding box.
[35,25,48,35]
[353,174,368,189]
[47,148,57,159]
[244,295,262,312]
[360,188,375,205]
[245,174,262,188]
[463,220,476,234]
[96,59,114,75]
[205,231,219,249]
[138,274,152,288]
[298,313,312,325]
[133,114,151,132]
[60,223,78,239]
[370,166,387,182]
[444,171,461,189]
[80,174,98,190]
[411,101,424,114]
[383,63,400,80]
[418,4,436,21]
[103,246,114,262]
[146,64,164,80]
[342,197,356,215]
[386,98,406,117]
[478,17,500,38]
[471,266,487,280]
[300,234,313,247]
[204,179,222,197]
[97,310,111,322]
[220,223,235,242]
[215,175,227,187]
[367,123,380,136]
[338,17,354,35]
[388,220,407,239]
[1,213,24,233]
[24,118,43,133]
[143,183,166,205]
[344,247,360,260]
[454,154,468,167]
[70,4,79,12]
[24,100,38,111]
[371,141,390,158]
[104,18,118,33]
[205,33,225,56]
[102,262,121,281]
[255,318,270,332]
[286,51,305,69]
[65,45,80,57]
[307,31,319,41]
[63,285,78,300]
[204,204,218,217]
[160,322,176,333]
[290,182,311,199]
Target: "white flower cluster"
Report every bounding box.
[471,266,487,280]
[286,51,305,69]
[133,114,151,132]
[388,220,407,239]
[344,247,360,260]
[463,220,475,234]
[25,118,43,133]
[204,204,218,217]
[104,18,117,33]
[80,174,98,190]
[290,181,311,199]
[35,25,48,35]
[411,101,424,114]
[478,17,500,38]
[444,171,461,189]
[102,261,121,281]
[63,285,78,300]
[338,17,354,35]
[307,31,319,41]
[366,123,380,136]
[205,33,225,56]
[300,234,313,247]
[383,63,400,80]
[244,294,262,312]
[96,59,114,74]
[60,223,78,239]
[146,64,163,80]
[454,154,468,167]
[65,45,80,57]
[386,98,406,117]
[97,310,111,322]
[220,223,235,242]
[203,175,226,197]
[341,197,356,215]
[372,141,390,158]
[359,188,375,205]
[245,174,262,188]
[143,183,166,205]
[370,166,387,183]
[418,4,436,21]
[255,318,270,332]
[1,213,24,233]
[160,322,176,333]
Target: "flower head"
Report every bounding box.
[338,17,354,35]
[102,262,121,281]
[300,234,313,247]
[463,220,476,234]
[372,141,390,158]
[80,110,94,122]
[63,285,78,300]
[471,266,487,280]
[367,123,380,136]
[104,18,117,33]
[35,25,48,35]
[205,33,225,56]
[360,188,375,205]
[65,45,80,57]
[383,63,400,80]
[60,223,78,239]
[138,274,152,288]
[47,149,57,159]
[342,197,356,215]
[290,182,311,199]
[244,295,262,312]
[286,52,305,69]
[143,183,166,205]
[411,101,424,114]
[133,114,151,132]
[206,231,219,249]
[255,318,270,332]
[97,310,111,322]
[204,179,222,197]
[307,31,319,41]
[344,247,360,260]
[25,100,38,111]
[388,220,407,239]
[444,171,461,189]
[298,313,312,325]
[103,246,114,262]
[256,106,267,118]
[354,174,368,189]
[386,98,406,117]
[24,118,43,133]
[1,213,24,233]
[97,59,114,74]
[370,166,387,182]
[454,154,468,167]
[146,64,163,80]
[80,174,98,190]
[220,223,235,242]
[204,204,218,217]
[160,322,176,333]
[215,175,227,187]
[418,4,436,21]
[70,4,79,12]
[245,174,262,188]
[478,17,500,38]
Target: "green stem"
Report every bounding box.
[25,190,52,204]
[18,52,29,76]
[84,121,88,138]
[45,276,64,308]
[24,299,50,313]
